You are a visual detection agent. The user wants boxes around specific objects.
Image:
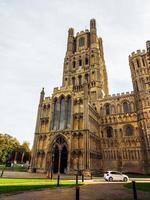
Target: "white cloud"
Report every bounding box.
[0,0,150,145]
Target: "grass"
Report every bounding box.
[0,164,28,172]
[126,173,150,178]
[0,178,81,193]
[125,182,150,192]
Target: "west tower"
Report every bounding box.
[63,19,108,102]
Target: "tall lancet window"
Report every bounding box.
[53,99,59,130]
[59,97,65,129]
[66,97,71,128]
[123,102,130,113]
[79,37,85,47]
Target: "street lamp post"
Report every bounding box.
[50,149,55,179]
[76,154,79,185]
[57,146,62,186]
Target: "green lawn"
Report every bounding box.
[1,164,29,172]
[126,173,150,178]
[0,178,81,193]
[125,182,150,192]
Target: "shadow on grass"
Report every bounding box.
[124,182,150,192]
[0,183,82,193]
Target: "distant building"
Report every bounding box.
[31,19,150,174]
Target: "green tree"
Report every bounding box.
[20,141,31,163]
[0,133,20,163]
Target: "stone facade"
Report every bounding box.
[31,19,150,174]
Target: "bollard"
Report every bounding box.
[91,173,93,180]
[132,181,137,200]
[57,174,60,186]
[76,174,78,185]
[82,174,84,182]
[50,171,53,180]
[76,186,80,200]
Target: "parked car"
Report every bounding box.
[104,171,129,182]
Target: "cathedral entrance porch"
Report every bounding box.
[53,145,68,173]
[51,135,68,174]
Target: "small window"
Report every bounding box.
[72,77,75,86]
[73,61,76,68]
[135,81,139,92]
[105,104,111,115]
[85,57,88,65]
[142,58,145,66]
[79,37,85,47]
[137,59,140,68]
[123,102,130,113]
[79,59,82,66]
[78,75,82,85]
[125,125,133,136]
[43,104,46,110]
[131,62,135,70]
[106,127,113,138]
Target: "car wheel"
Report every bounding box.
[109,177,113,182]
[123,177,128,182]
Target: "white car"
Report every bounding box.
[104,171,129,182]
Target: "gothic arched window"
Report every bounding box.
[125,125,133,136]
[106,127,113,138]
[136,59,140,68]
[79,37,85,47]
[73,61,76,68]
[85,57,88,65]
[105,104,111,115]
[53,98,60,130]
[66,96,71,128]
[85,74,89,83]
[135,81,139,92]
[123,102,130,113]
[142,58,145,66]
[59,97,65,129]
[72,77,75,86]
[79,59,82,66]
[78,75,82,85]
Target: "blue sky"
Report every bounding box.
[0,0,150,145]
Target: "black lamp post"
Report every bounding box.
[50,149,55,179]
[76,153,79,185]
[57,146,62,186]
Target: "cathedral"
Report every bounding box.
[31,19,150,175]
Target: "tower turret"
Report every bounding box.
[129,41,150,173]
[146,40,150,51]
[39,88,45,104]
[90,19,97,48]
[66,28,74,55]
[146,40,150,68]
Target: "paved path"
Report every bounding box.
[1,171,150,182]
[0,171,150,200]
[0,183,150,200]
